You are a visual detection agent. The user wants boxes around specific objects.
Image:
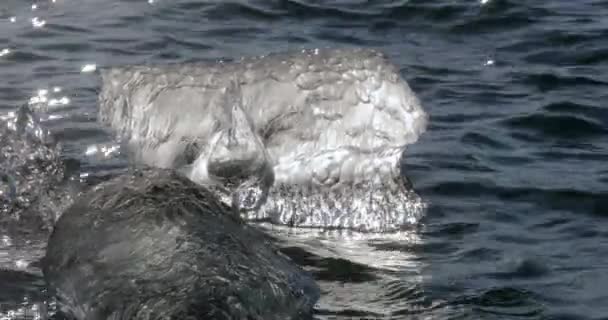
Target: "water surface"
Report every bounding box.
[1,0,607,319]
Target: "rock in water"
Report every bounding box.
[42,168,319,320]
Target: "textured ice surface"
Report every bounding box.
[0,106,72,229]
[98,48,428,232]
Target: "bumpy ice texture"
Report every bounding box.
[98,48,428,232]
[0,106,73,229]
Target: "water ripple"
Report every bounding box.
[503,113,606,139]
[0,0,607,319]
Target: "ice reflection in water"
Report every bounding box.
[258,223,443,317]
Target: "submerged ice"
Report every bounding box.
[98,48,429,232]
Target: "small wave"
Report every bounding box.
[37,41,93,53]
[514,72,607,92]
[417,151,496,173]
[387,2,468,23]
[202,26,268,41]
[490,257,551,279]
[198,2,286,21]
[461,131,513,150]
[458,247,502,263]
[502,112,606,139]
[448,1,553,34]
[314,279,445,319]
[456,287,544,318]
[534,150,608,162]
[274,0,384,19]
[425,181,608,216]
[0,51,51,63]
[187,0,483,27]
[45,23,91,35]
[429,222,480,239]
[523,47,608,66]
[542,101,608,123]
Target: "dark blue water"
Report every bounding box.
[1,0,607,319]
